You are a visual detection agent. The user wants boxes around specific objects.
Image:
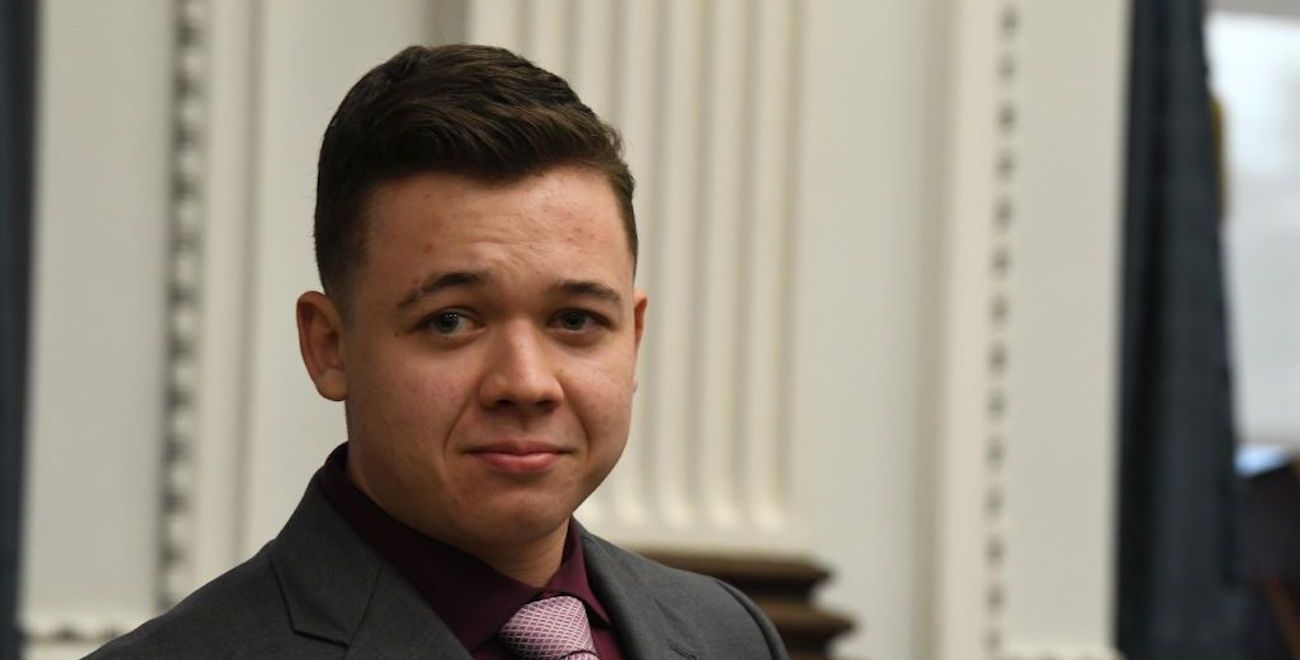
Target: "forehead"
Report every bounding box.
[358,167,634,290]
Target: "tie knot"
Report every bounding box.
[499,595,599,660]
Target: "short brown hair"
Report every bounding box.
[313,44,636,304]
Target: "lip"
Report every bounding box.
[467,441,567,474]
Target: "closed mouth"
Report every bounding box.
[466,440,569,474]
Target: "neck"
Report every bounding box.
[468,524,569,587]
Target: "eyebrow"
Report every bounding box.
[396,272,624,309]
[397,271,487,308]
[557,279,623,307]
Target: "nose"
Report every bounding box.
[477,321,563,414]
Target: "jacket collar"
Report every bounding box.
[579,526,698,660]
[268,482,469,659]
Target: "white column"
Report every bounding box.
[928,1,1128,658]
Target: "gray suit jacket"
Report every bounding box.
[88,483,788,659]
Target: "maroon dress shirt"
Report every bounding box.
[316,443,625,660]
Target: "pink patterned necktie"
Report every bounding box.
[498,595,600,660]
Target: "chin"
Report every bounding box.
[473,495,578,543]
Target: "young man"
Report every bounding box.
[91,45,786,659]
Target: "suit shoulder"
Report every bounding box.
[581,532,789,659]
[85,545,340,660]
[581,532,748,604]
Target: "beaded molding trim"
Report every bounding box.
[986,1,1018,656]
[159,0,209,610]
[985,6,1125,660]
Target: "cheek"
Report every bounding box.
[358,352,475,436]
[568,352,638,438]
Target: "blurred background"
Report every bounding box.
[0,0,1297,659]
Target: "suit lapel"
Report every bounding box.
[343,568,472,660]
[270,483,470,659]
[580,529,697,660]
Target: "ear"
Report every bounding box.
[632,289,648,351]
[296,291,348,401]
[631,291,647,393]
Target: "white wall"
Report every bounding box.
[22,2,173,658]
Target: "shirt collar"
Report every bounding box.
[315,443,611,652]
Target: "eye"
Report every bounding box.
[553,309,601,332]
[422,311,475,336]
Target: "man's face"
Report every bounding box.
[320,166,645,555]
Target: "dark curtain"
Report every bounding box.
[1117,0,1244,659]
[0,0,36,658]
